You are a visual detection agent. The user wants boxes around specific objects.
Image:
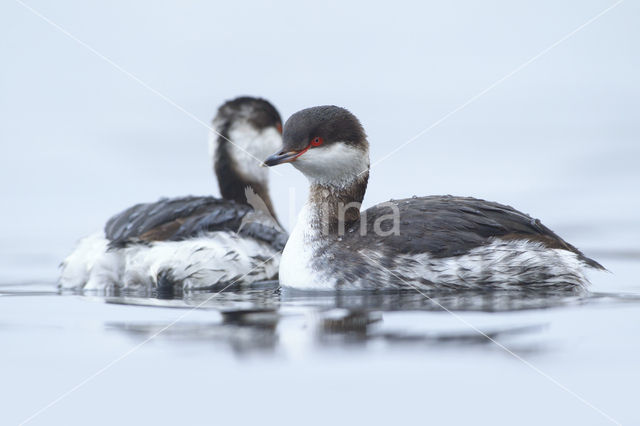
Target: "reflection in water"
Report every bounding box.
[108,314,280,355]
[318,309,546,355]
[284,288,589,312]
[107,303,549,357]
[100,286,619,356]
[96,285,592,312]
[6,281,640,357]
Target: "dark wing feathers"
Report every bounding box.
[105,196,233,243]
[350,196,603,269]
[105,196,285,250]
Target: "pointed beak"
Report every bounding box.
[263,149,302,167]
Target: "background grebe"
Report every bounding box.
[59,97,287,290]
[264,105,604,291]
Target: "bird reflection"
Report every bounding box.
[102,285,597,356]
[314,287,588,312]
[108,310,281,356]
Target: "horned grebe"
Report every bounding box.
[59,97,287,290]
[264,105,604,291]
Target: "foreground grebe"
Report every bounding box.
[60,97,287,290]
[264,106,604,291]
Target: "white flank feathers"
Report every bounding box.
[59,231,280,290]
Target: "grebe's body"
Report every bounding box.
[60,97,286,290]
[265,106,603,291]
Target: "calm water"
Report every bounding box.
[2,0,640,425]
[2,257,639,425]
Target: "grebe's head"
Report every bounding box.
[264,106,369,187]
[210,96,282,185]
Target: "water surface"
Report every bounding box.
[2,259,639,425]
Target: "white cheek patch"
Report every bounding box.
[293,142,369,187]
[232,126,282,163]
[220,123,282,183]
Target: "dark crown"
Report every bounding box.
[214,96,282,132]
[281,105,368,152]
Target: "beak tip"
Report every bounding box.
[264,151,296,167]
[263,156,278,167]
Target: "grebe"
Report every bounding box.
[59,96,287,290]
[264,105,604,291]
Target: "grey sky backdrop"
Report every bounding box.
[1,0,638,278]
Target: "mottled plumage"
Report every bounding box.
[265,105,603,291]
[105,196,285,251]
[59,97,285,290]
[351,196,602,267]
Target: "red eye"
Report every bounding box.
[311,136,323,147]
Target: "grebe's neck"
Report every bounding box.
[304,172,369,236]
[213,133,277,219]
